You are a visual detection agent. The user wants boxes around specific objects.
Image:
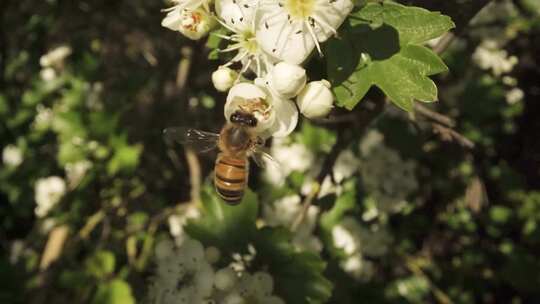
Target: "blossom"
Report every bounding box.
[224,82,298,138]
[214,12,275,77]
[255,0,353,63]
[65,160,92,189]
[223,272,284,304]
[149,238,215,303]
[263,195,322,252]
[505,87,524,104]
[270,61,306,98]
[472,40,518,76]
[212,67,239,91]
[2,145,23,167]
[296,79,333,118]
[34,176,67,218]
[263,138,314,185]
[167,205,201,245]
[162,7,216,40]
[40,45,72,68]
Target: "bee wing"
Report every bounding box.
[163,127,220,153]
[250,148,280,170]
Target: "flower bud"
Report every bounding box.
[296,80,334,118]
[162,8,215,40]
[214,267,237,291]
[271,62,306,98]
[212,67,238,92]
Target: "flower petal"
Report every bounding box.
[256,15,315,64]
[267,97,298,138]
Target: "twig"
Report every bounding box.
[185,148,202,204]
[414,103,455,127]
[432,123,475,149]
[405,257,454,304]
[432,32,455,55]
[175,46,193,91]
[291,182,320,232]
[39,225,70,271]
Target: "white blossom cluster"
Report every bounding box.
[39,45,72,82]
[148,238,285,304]
[262,194,322,252]
[2,144,23,168]
[34,176,67,218]
[358,130,418,219]
[162,0,354,138]
[332,216,392,281]
[472,40,518,77]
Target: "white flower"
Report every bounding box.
[227,272,284,304]
[168,205,201,245]
[205,246,221,264]
[212,67,239,92]
[33,105,54,131]
[216,0,259,32]
[40,45,72,68]
[333,149,360,183]
[215,267,238,291]
[264,138,314,185]
[332,224,357,255]
[65,160,92,189]
[150,238,215,303]
[34,176,67,218]
[263,194,322,252]
[162,7,216,40]
[225,82,298,138]
[256,0,353,63]
[40,67,57,82]
[270,62,306,98]
[296,80,333,118]
[214,14,275,77]
[2,145,23,167]
[505,87,523,104]
[472,40,518,76]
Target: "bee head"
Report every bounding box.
[230,111,257,127]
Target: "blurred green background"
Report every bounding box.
[1,0,540,303]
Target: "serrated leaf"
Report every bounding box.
[185,184,258,250]
[327,1,454,111]
[255,227,333,304]
[351,1,455,45]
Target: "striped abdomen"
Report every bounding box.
[214,153,248,205]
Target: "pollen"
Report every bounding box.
[284,0,315,19]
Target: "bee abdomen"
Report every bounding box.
[215,155,248,205]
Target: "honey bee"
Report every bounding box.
[164,111,274,205]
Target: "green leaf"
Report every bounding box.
[107,134,142,175]
[85,250,116,279]
[327,1,454,111]
[91,279,135,304]
[185,184,258,250]
[255,227,333,304]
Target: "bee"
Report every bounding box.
[164,110,274,205]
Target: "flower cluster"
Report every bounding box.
[332,216,392,281]
[34,176,67,218]
[262,194,322,252]
[161,0,354,138]
[148,238,285,304]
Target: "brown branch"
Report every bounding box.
[432,123,475,149]
[414,103,455,127]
